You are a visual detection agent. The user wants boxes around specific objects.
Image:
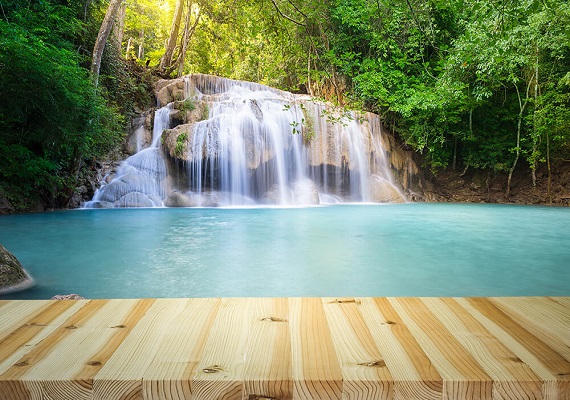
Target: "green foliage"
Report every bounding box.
[321,0,570,173]
[181,98,196,112]
[0,0,126,210]
[201,104,210,121]
[175,132,188,157]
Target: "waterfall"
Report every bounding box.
[85,74,405,208]
[84,106,171,208]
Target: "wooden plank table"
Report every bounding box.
[0,297,568,399]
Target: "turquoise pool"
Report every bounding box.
[1,203,569,299]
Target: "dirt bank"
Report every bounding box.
[423,161,570,206]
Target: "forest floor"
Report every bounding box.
[425,161,570,206]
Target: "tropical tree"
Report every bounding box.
[91,0,124,86]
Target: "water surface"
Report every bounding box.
[1,203,568,299]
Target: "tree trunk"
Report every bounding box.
[90,0,124,87]
[137,29,145,60]
[506,81,531,197]
[113,1,127,54]
[546,129,552,205]
[160,0,184,70]
[125,37,133,59]
[176,3,201,77]
[306,49,312,96]
[532,47,539,188]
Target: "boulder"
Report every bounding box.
[0,194,15,215]
[165,191,198,207]
[0,244,34,295]
[368,175,406,203]
[156,78,186,106]
[165,191,223,207]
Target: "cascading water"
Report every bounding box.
[85,74,405,208]
[84,106,171,208]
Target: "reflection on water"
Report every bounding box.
[0,203,569,299]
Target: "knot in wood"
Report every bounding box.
[203,365,223,374]
[87,361,102,366]
[382,320,396,325]
[111,324,126,329]
[14,361,29,367]
[329,298,361,304]
[65,325,77,330]
[249,395,277,400]
[260,317,287,323]
[27,322,47,327]
[357,360,386,368]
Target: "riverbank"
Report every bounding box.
[424,161,570,206]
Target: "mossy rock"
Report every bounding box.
[0,244,35,295]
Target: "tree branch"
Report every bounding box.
[270,0,305,26]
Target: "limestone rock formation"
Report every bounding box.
[0,244,34,295]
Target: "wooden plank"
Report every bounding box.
[359,297,443,399]
[0,301,100,400]
[0,300,90,400]
[0,301,51,342]
[322,298,393,399]
[141,298,220,400]
[491,297,570,360]
[191,298,255,400]
[551,297,570,309]
[289,297,343,399]
[389,298,493,400]
[21,299,154,400]
[243,297,293,400]
[0,297,568,400]
[459,298,570,399]
[424,298,542,399]
[94,298,204,400]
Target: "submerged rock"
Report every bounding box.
[0,244,34,295]
[51,294,85,300]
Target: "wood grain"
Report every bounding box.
[490,297,570,360]
[459,297,570,399]
[0,297,568,400]
[289,297,343,399]
[389,298,492,400]
[362,297,443,399]
[323,297,393,399]
[243,297,293,400]
[142,297,219,400]
[425,298,542,399]
[0,300,87,400]
[191,298,254,400]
